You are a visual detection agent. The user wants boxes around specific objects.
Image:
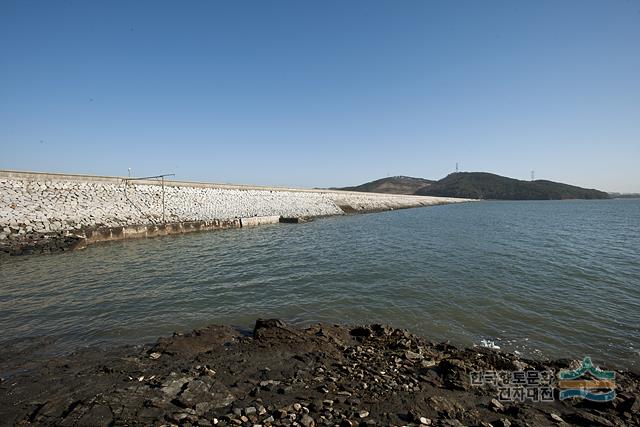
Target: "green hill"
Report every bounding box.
[336,172,610,200]
[333,176,434,195]
[415,172,610,200]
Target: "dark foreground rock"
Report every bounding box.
[0,321,638,426]
[0,231,85,256]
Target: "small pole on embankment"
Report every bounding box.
[123,173,175,224]
[161,176,165,223]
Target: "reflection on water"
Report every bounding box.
[1,199,639,369]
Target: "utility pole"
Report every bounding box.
[455,162,459,173]
[161,176,165,223]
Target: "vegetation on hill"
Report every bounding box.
[414,172,610,200]
[336,172,610,200]
[333,176,434,195]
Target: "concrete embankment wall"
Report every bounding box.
[0,170,471,253]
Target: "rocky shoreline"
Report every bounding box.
[1,320,638,427]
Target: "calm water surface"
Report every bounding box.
[1,200,639,370]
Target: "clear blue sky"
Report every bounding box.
[1,1,639,192]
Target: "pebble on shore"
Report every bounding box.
[1,319,638,427]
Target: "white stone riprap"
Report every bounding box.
[0,179,341,239]
[327,191,465,211]
[0,171,473,245]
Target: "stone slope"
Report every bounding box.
[0,170,472,255]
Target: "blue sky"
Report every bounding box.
[1,1,639,192]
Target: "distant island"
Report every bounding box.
[334,172,610,200]
[609,192,640,199]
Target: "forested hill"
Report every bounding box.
[336,172,610,200]
[414,172,610,200]
[333,176,434,195]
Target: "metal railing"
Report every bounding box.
[122,174,175,224]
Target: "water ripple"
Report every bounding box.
[0,199,639,369]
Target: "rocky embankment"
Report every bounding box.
[0,171,470,256]
[1,320,638,427]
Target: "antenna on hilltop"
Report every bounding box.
[531,170,535,181]
[455,162,459,173]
